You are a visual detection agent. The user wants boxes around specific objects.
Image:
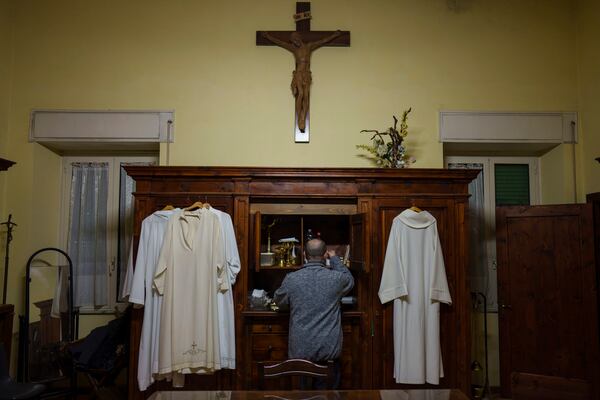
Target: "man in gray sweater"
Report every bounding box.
[273,238,354,389]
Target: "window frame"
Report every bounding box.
[60,155,157,313]
[445,155,540,311]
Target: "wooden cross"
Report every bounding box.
[257,2,350,142]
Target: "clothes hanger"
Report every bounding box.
[184,201,204,211]
[409,204,422,213]
[202,195,211,209]
[162,204,175,211]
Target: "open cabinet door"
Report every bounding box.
[349,213,369,272]
[253,211,261,272]
[496,204,599,399]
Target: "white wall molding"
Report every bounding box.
[30,109,174,153]
[439,111,577,144]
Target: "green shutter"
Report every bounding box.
[495,164,530,206]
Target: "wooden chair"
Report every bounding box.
[257,359,335,390]
[510,372,590,400]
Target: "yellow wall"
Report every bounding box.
[540,144,577,204]
[1,0,596,383]
[577,0,600,196]
[0,0,13,214]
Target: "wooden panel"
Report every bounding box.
[148,180,236,194]
[247,319,362,390]
[252,334,288,361]
[373,198,466,392]
[249,181,357,196]
[497,205,598,399]
[253,211,261,272]
[511,372,590,400]
[251,323,288,333]
[250,203,357,215]
[349,213,367,272]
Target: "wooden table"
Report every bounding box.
[148,390,469,400]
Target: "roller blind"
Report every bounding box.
[495,164,530,206]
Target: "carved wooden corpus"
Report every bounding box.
[256,2,350,142]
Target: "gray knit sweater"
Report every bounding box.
[273,256,354,361]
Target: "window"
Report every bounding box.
[60,155,157,312]
[445,156,540,311]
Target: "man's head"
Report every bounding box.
[290,31,303,47]
[305,238,327,262]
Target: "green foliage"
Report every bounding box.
[356,109,414,168]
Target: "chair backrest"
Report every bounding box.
[511,372,590,400]
[257,359,335,390]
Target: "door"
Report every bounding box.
[349,213,368,272]
[496,204,599,399]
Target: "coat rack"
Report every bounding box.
[1,214,17,304]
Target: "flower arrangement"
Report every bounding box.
[356,108,415,168]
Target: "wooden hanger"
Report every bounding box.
[185,201,204,211]
[409,205,422,213]
[162,204,175,211]
[203,203,211,209]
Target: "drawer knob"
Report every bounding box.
[267,345,273,352]
[267,325,272,331]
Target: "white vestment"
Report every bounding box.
[154,209,226,375]
[378,209,452,385]
[128,209,178,391]
[120,241,135,301]
[209,208,240,369]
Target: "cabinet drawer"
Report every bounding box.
[250,323,287,333]
[252,334,288,361]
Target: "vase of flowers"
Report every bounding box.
[356,108,415,168]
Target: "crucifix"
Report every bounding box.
[257,2,350,142]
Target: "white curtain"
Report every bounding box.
[68,162,109,307]
[448,163,488,300]
[117,161,155,298]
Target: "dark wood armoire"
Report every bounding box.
[125,166,478,399]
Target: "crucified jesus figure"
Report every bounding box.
[261,30,342,132]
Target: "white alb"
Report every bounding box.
[378,209,452,385]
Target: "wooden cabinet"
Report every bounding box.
[125,167,477,399]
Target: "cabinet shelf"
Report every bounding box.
[258,265,303,270]
[242,310,363,319]
[253,211,366,273]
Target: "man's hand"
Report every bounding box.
[326,249,337,259]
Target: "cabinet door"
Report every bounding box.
[349,213,369,272]
[373,199,460,389]
[253,211,261,272]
